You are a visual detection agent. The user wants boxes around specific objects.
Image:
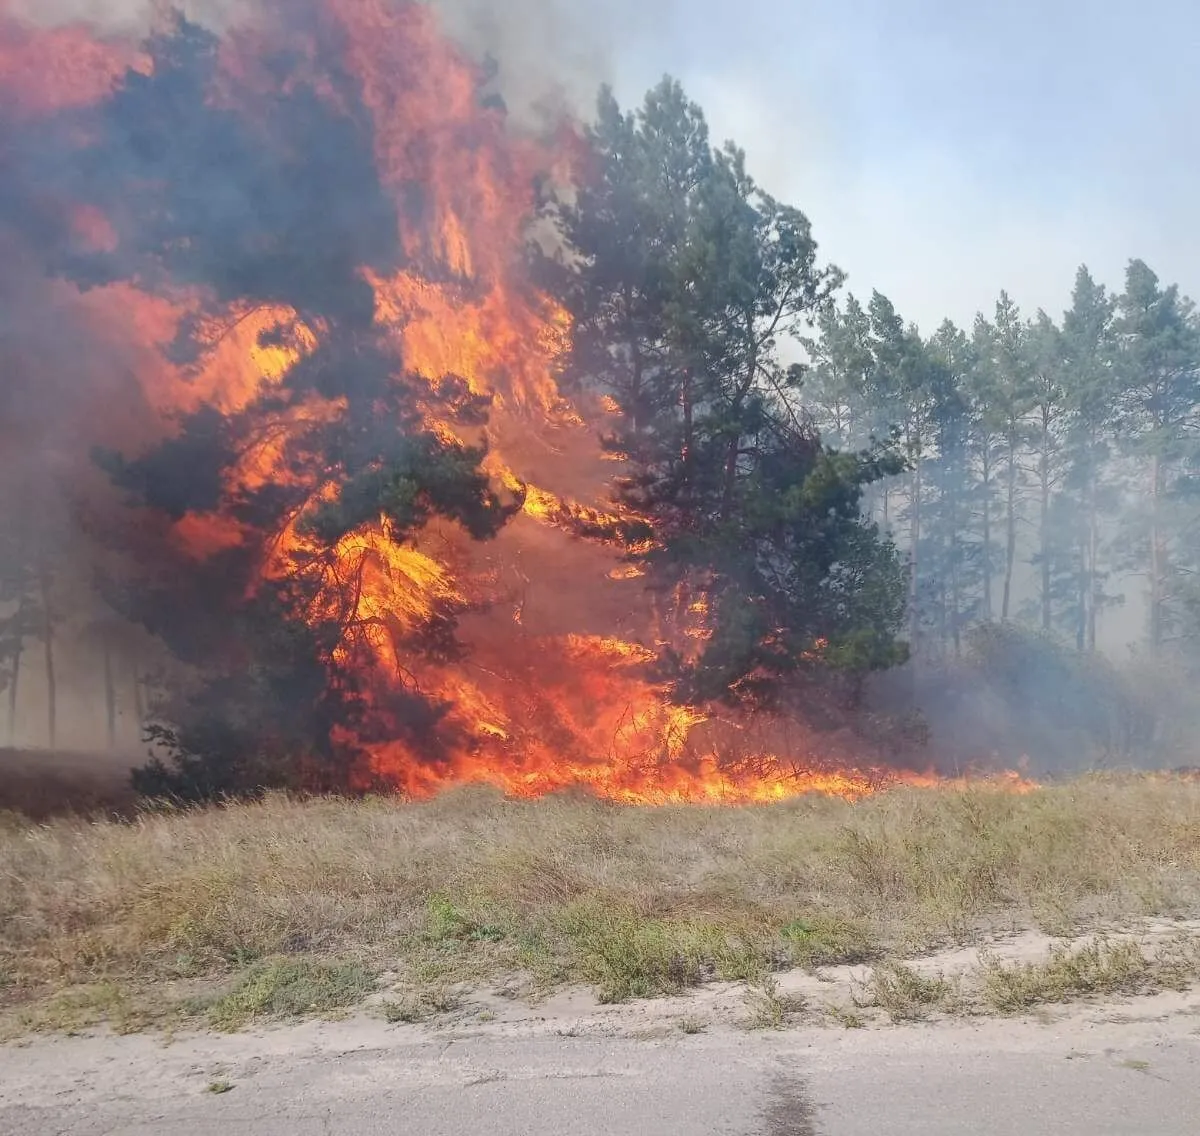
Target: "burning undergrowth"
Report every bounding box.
[0,0,1015,803]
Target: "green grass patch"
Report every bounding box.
[780,915,878,966]
[195,957,375,1031]
[554,901,768,1002]
[10,982,148,1037]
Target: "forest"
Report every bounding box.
[1,4,1197,798]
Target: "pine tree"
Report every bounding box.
[971,294,1033,621]
[1023,311,1073,633]
[1113,260,1200,654]
[1058,266,1120,651]
[74,13,519,797]
[801,293,875,452]
[925,320,982,655]
[555,79,907,710]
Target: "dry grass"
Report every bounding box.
[2,774,1200,1033]
[854,962,957,1022]
[977,935,1200,1013]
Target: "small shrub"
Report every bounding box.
[745,977,805,1030]
[200,957,375,1030]
[978,939,1154,1012]
[382,984,463,1024]
[858,962,953,1022]
[555,902,768,1002]
[422,895,506,944]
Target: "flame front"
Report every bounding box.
[0,0,1031,803]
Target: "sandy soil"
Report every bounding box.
[4,943,1200,1135]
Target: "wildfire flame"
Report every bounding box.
[0,0,1035,804]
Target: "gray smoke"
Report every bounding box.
[9,0,675,117]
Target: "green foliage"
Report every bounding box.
[551,77,909,710]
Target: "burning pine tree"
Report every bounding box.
[0,0,921,803]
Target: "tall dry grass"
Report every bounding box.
[2,776,1199,1018]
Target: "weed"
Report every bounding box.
[826,1004,866,1029]
[198,957,375,1030]
[978,939,1155,1013]
[555,902,766,1002]
[678,1015,707,1034]
[382,985,462,1023]
[745,977,805,1030]
[15,982,147,1036]
[422,895,507,945]
[857,962,954,1022]
[780,915,877,967]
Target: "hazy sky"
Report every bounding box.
[602,0,1198,334]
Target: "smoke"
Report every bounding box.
[429,0,673,117]
[8,0,675,117]
[5,0,246,30]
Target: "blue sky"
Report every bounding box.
[602,0,1199,334]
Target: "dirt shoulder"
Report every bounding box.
[3,964,1200,1136]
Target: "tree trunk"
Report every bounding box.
[680,368,694,495]
[980,448,993,620]
[949,476,962,658]
[720,437,739,522]
[1149,451,1165,653]
[40,571,56,751]
[623,288,644,435]
[103,634,117,750]
[7,634,21,746]
[908,454,922,648]
[1086,469,1099,653]
[1001,433,1018,621]
[1039,436,1052,632]
[1075,528,1087,652]
[133,668,147,735]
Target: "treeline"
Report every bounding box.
[803,263,1200,664]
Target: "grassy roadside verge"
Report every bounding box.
[2,775,1199,1036]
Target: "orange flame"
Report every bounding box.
[0,0,1036,805]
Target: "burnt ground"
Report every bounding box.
[0,748,141,819]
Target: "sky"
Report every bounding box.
[599,0,1200,335]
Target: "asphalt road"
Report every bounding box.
[3,1012,1199,1135]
